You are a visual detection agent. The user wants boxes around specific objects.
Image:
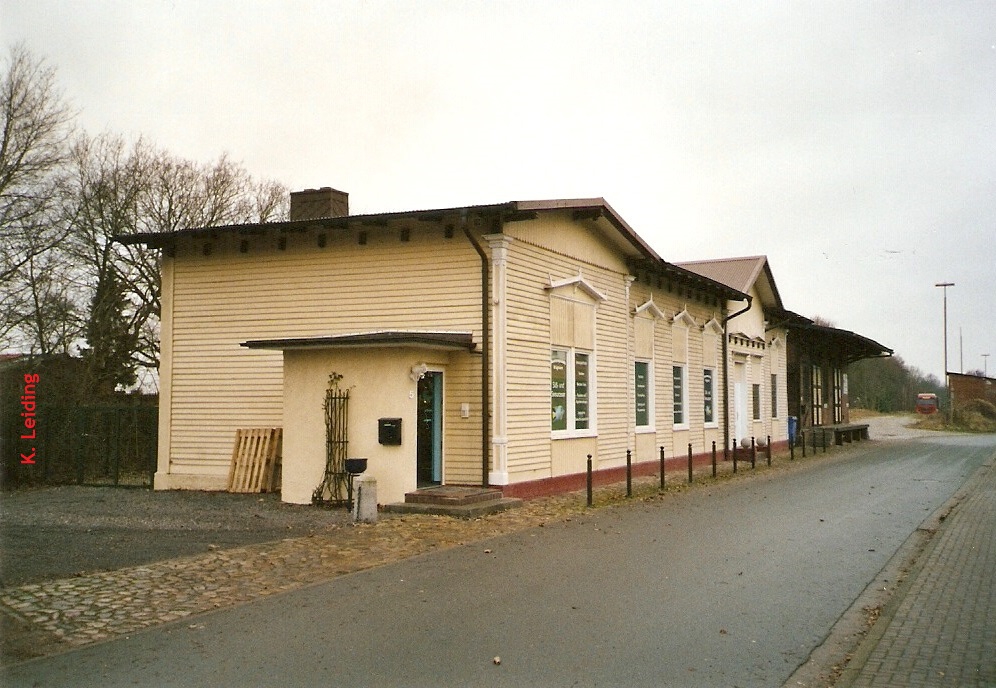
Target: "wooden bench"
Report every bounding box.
[824,423,870,446]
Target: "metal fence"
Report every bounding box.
[2,404,158,488]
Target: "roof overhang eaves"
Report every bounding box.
[241,330,478,352]
[629,258,750,303]
[112,202,519,248]
[787,322,893,364]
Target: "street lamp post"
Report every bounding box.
[935,282,954,419]
[934,282,954,421]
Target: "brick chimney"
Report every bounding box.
[289,187,349,221]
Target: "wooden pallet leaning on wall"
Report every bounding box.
[228,428,282,493]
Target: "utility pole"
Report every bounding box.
[935,282,954,420]
[984,354,990,379]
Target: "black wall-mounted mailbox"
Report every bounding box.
[378,418,402,445]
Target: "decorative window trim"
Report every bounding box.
[546,274,607,302]
[703,318,724,336]
[672,308,697,328]
[634,297,667,320]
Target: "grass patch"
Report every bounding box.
[909,399,996,433]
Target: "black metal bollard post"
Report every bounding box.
[732,438,738,473]
[687,443,693,484]
[822,429,827,453]
[812,427,818,454]
[750,437,756,469]
[801,429,807,457]
[767,435,772,466]
[790,433,795,460]
[711,440,717,478]
[659,446,666,490]
[586,454,593,507]
[626,449,632,498]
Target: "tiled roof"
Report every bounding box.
[677,256,783,309]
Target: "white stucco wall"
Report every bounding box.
[281,347,459,505]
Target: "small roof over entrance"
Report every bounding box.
[242,330,477,352]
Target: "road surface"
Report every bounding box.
[5,433,994,687]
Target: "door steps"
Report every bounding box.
[384,485,522,518]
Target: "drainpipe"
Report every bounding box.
[463,212,492,488]
[722,297,753,454]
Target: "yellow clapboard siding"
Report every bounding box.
[165,234,483,480]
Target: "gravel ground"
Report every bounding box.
[1,414,941,590]
[0,488,353,588]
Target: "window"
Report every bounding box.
[552,349,593,434]
[833,368,843,424]
[703,368,715,425]
[771,374,778,418]
[672,365,687,427]
[635,361,652,429]
[811,365,824,426]
[752,383,761,421]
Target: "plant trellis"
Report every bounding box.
[312,373,350,507]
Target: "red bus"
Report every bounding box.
[915,393,938,414]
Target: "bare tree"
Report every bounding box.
[64,134,289,388]
[0,45,288,389]
[0,44,75,350]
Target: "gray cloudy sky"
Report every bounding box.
[4,1,994,381]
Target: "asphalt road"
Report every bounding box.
[7,434,995,688]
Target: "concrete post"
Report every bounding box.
[352,475,378,523]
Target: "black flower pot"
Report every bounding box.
[344,458,368,475]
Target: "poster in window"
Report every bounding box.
[635,361,649,427]
[672,366,684,424]
[551,352,567,431]
[575,353,589,429]
[703,369,714,423]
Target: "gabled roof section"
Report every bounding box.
[676,256,784,310]
[114,196,749,304]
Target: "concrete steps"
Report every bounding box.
[383,485,522,518]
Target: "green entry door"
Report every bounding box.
[417,371,442,485]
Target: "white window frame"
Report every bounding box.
[634,359,654,433]
[672,364,689,430]
[703,367,717,428]
[552,347,597,438]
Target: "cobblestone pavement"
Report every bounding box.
[838,449,996,688]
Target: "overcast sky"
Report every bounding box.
[4,1,994,381]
